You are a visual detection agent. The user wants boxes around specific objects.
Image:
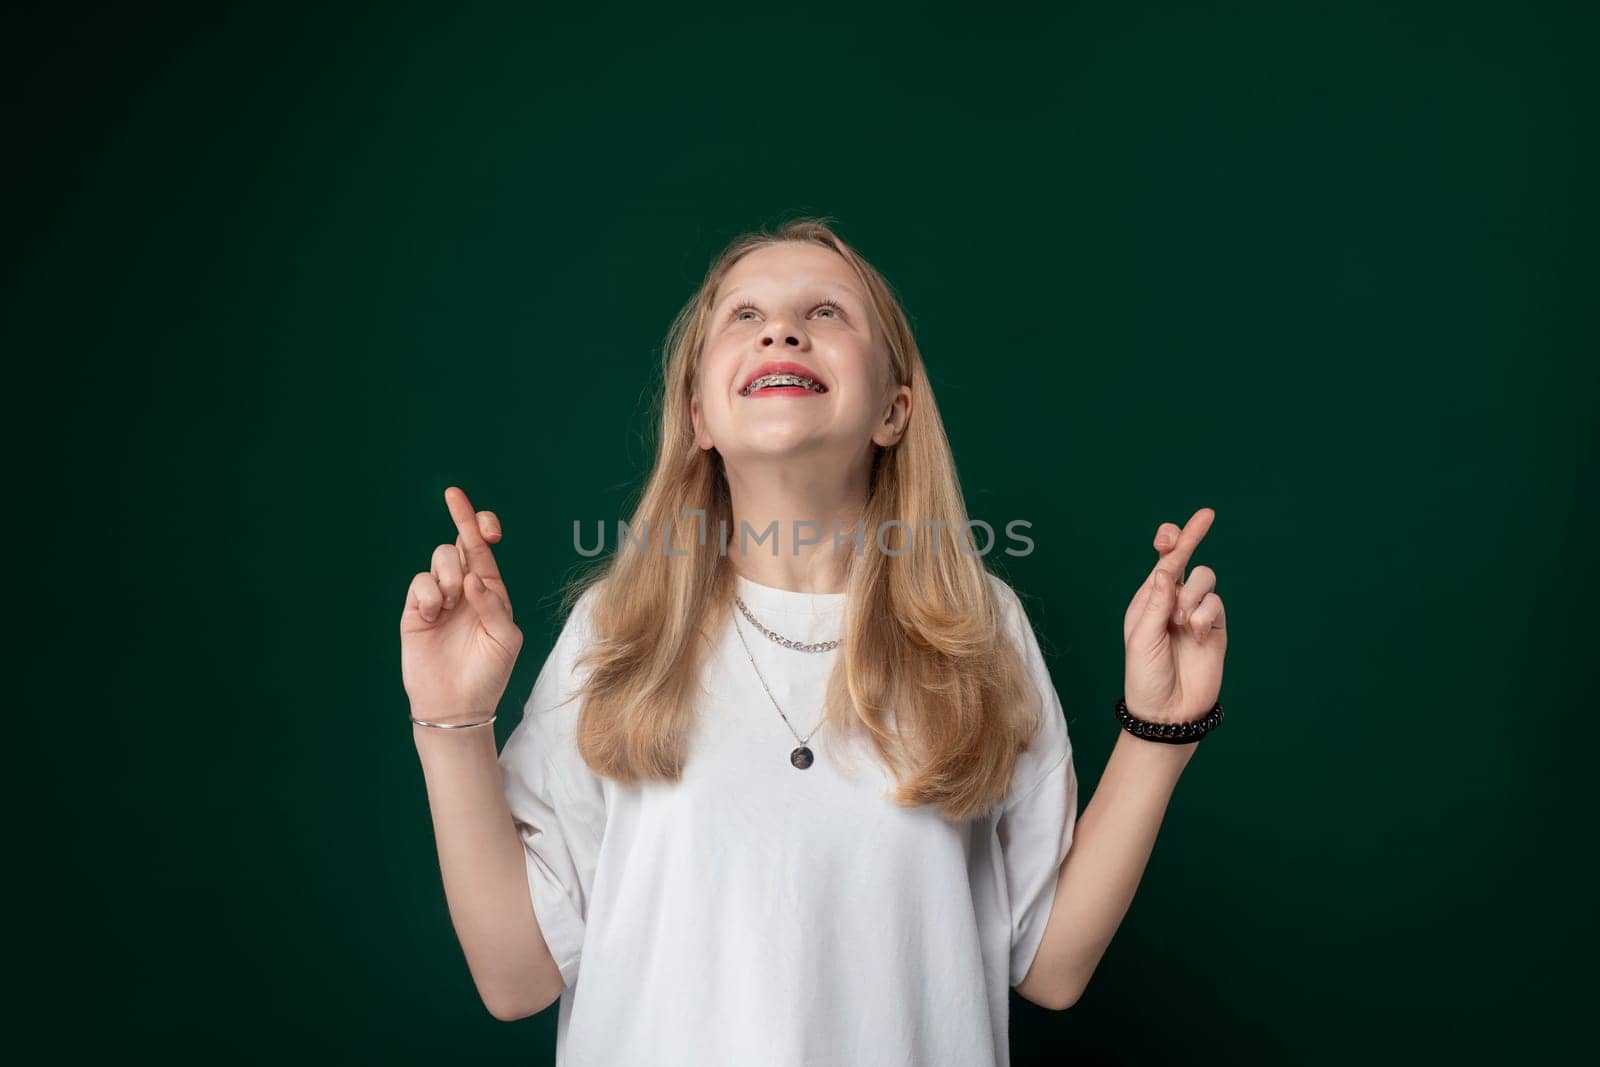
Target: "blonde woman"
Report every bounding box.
[400,219,1229,1065]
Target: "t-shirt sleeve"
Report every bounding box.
[497,585,608,991]
[989,575,1080,988]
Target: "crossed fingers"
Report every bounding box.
[444,486,503,578]
[1151,507,1224,639]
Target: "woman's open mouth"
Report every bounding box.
[740,372,828,397]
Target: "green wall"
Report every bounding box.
[11,1,1593,1062]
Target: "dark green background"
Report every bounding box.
[11,1,1594,1062]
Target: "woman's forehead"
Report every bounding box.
[717,243,859,296]
[713,255,864,310]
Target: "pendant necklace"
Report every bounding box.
[731,594,839,769]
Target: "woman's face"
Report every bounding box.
[691,242,909,468]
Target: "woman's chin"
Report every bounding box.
[726,426,832,459]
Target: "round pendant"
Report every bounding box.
[790,745,814,769]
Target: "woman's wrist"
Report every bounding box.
[409,706,498,730]
[1115,695,1224,744]
[1112,726,1200,772]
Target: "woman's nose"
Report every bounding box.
[759,318,807,348]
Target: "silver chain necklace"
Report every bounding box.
[733,595,840,653]
[730,601,840,770]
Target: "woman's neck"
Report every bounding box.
[723,460,869,594]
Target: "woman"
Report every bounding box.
[400,218,1228,1065]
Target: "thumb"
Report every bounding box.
[1130,568,1175,650]
[461,572,515,642]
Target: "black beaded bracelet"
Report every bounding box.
[1114,695,1224,744]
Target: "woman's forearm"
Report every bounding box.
[413,720,563,1020]
[1025,731,1198,1008]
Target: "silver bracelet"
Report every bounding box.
[410,714,497,730]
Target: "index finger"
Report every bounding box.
[444,485,502,581]
[1152,507,1215,583]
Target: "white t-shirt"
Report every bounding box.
[498,570,1078,1066]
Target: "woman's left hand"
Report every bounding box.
[1122,507,1228,723]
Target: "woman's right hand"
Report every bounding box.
[401,486,525,725]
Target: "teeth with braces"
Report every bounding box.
[742,373,827,396]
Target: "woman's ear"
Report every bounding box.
[872,384,913,448]
[690,393,714,451]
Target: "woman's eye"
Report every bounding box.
[729,301,843,322]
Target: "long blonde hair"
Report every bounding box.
[559,217,1041,822]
